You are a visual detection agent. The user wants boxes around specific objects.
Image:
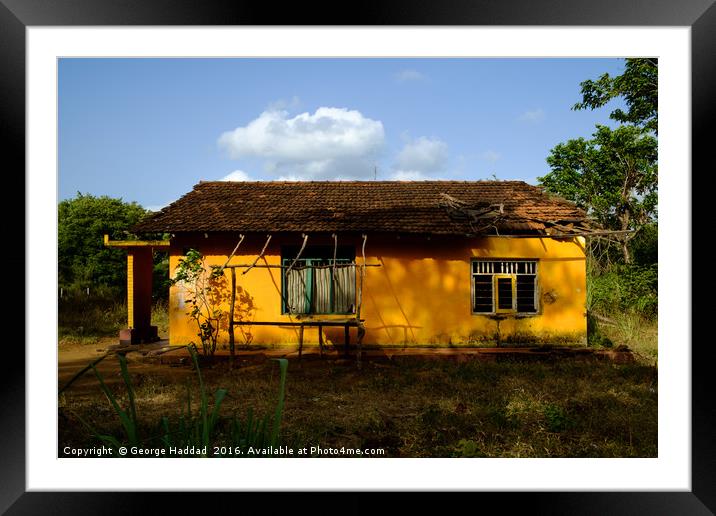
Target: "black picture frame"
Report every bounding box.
[3,1,713,513]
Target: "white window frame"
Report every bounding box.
[470,259,540,316]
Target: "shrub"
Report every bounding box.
[588,263,657,318]
[543,403,572,433]
[587,312,614,348]
[629,222,658,266]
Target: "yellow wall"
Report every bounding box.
[168,234,587,348]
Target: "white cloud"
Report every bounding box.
[481,150,501,162]
[519,108,545,122]
[393,137,448,177]
[390,170,431,181]
[220,170,255,181]
[275,174,303,182]
[218,107,385,180]
[145,203,168,212]
[394,69,426,82]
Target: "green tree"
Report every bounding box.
[540,58,658,265]
[544,58,659,323]
[573,58,658,134]
[541,125,657,264]
[58,193,164,294]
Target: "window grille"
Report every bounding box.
[471,259,538,314]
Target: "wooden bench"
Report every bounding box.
[230,318,366,365]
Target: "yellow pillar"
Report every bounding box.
[127,253,135,328]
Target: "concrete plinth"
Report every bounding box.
[119,325,159,345]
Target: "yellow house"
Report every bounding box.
[127,180,590,351]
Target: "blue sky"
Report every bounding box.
[58,58,626,211]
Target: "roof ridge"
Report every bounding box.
[134,180,586,235]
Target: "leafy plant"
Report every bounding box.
[70,353,139,450]
[72,346,290,457]
[171,249,226,356]
[543,403,572,433]
[453,439,485,458]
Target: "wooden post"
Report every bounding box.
[318,325,324,358]
[229,268,236,366]
[298,324,305,361]
[355,234,367,365]
[242,234,272,275]
[357,234,367,320]
[344,324,350,357]
[357,322,366,369]
[220,234,245,271]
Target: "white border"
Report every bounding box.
[28,27,690,491]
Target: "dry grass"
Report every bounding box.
[599,313,658,365]
[58,300,658,458]
[59,299,169,347]
[59,351,658,458]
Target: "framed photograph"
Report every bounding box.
[4,0,713,512]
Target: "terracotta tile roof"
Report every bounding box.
[132,181,588,236]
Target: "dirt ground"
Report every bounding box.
[58,339,658,458]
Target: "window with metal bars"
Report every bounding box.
[471,260,538,315]
[281,256,356,315]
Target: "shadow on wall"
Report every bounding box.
[203,270,258,346]
[255,255,302,342]
[360,244,470,346]
[359,237,586,347]
[375,256,418,341]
